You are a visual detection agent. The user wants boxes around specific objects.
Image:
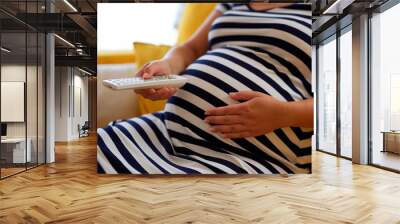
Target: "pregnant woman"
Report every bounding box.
[98,3,313,174]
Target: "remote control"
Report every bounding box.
[103,75,188,90]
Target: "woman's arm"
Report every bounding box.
[204,91,313,139]
[135,10,221,100]
[284,98,313,128]
[139,10,222,78]
[163,10,222,75]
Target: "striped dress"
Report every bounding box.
[97,3,313,174]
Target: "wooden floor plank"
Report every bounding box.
[0,135,399,224]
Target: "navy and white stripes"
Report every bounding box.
[98,3,312,174]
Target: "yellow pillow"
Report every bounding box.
[133,42,171,115]
[97,51,135,64]
[177,3,217,44]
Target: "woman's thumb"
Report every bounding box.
[229,91,262,101]
[142,66,155,79]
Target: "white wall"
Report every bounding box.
[55,67,69,141]
[1,65,36,138]
[55,67,89,141]
[71,73,89,138]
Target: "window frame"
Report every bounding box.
[315,24,353,161]
[367,0,400,173]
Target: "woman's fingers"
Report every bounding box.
[205,114,253,139]
[157,87,177,99]
[136,62,150,77]
[204,115,242,125]
[142,64,157,79]
[142,68,154,79]
[153,89,169,99]
[135,88,155,95]
[209,124,246,134]
[137,62,160,79]
[154,87,171,97]
[134,60,177,100]
[205,103,245,116]
[165,87,177,96]
[136,87,176,101]
[229,91,264,101]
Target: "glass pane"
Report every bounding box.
[340,29,352,158]
[27,30,38,169]
[371,4,400,171]
[1,30,27,177]
[317,37,337,154]
[0,0,46,178]
[26,0,39,169]
[38,32,45,165]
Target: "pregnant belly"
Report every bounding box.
[165,47,302,118]
[163,47,312,173]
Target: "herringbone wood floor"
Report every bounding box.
[0,135,400,224]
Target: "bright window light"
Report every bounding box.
[98,3,181,52]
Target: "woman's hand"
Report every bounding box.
[133,10,222,101]
[134,60,177,101]
[204,91,313,139]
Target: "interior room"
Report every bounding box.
[0,0,97,179]
[315,0,400,171]
[54,66,94,142]
[0,9,46,178]
[0,0,400,223]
